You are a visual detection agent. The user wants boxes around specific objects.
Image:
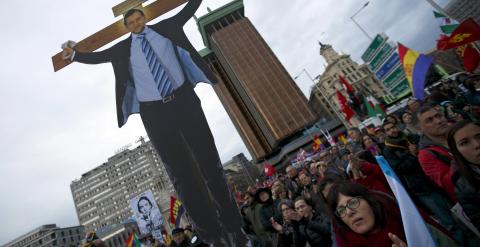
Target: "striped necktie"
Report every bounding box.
[137,33,174,98]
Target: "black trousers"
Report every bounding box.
[139,83,246,246]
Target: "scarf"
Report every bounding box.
[384,132,409,149]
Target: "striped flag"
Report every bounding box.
[398,43,433,100]
[375,156,436,247]
[433,11,459,35]
[169,196,185,228]
[125,233,143,247]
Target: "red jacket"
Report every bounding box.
[418,136,456,202]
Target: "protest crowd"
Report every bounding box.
[228,74,480,247]
[82,74,480,247]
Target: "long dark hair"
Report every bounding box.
[447,120,480,187]
[326,182,394,232]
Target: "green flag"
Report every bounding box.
[433,11,459,35]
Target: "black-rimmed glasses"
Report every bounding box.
[335,197,361,217]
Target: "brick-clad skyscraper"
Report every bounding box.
[197,0,316,161]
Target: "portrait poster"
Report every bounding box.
[129,189,164,241]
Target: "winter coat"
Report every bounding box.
[454,174,480,230]
[418,135,457,202]
[383,135,436,195]
[251,188,277,247]
[295,213,332,246]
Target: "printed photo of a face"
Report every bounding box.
[129,190,164,236]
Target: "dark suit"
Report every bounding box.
[73,1,246,245]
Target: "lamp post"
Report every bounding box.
[295,68,349,127]
[350,2,373,41]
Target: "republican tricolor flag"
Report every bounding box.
[398,43,433,100]
[312,134,324,152]
[169,196,185,228]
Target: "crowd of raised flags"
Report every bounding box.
[335,12,480,124]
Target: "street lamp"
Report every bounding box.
[294,68,349,127]
[350,2,373,41]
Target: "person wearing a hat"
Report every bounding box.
[171,228,190,247]
[250,187,276,247]
[183,225,193,240]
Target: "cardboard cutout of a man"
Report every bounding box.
[62,0,246,245]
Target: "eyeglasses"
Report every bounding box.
[335,197,361,217]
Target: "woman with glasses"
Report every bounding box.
[326,182,407,247]
[327,182,458,247]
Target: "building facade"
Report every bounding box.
[223,153,259,193]
[445,0,480,23]
[196,0,317,161]
[3,224,84,247]
[313,42,389,125]
[94,221,137,247]
[70,138,174,233]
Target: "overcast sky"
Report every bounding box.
[0,0,450,244]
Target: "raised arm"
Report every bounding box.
[167,0,201,26]
[62,46,113,65]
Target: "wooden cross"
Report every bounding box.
[51,0,187,72]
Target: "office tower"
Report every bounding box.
[197,0,317,161]
[70,138,173,232]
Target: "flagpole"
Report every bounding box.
[424,0,450,16]
[350,2,373,41]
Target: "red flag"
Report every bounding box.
[312,134,322,151]
[264,163,276,177]
[339,75,362,106]
[336,90,355,121]
[339,75,354,93]
[456,44,480,72]
[437,18,480,50]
